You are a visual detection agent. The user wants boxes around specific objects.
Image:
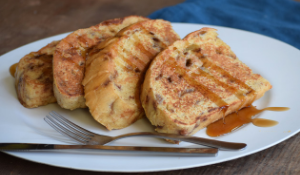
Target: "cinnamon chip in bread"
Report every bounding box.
[140,28,272,142]
[82,19,180,130]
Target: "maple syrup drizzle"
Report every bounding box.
[9,63,18,77]
[206,106,290,137]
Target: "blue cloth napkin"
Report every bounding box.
[149,0,300,50]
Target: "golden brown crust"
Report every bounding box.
[53,16,149,110]
[82,19,180,130]
[141,28,272,141]
[15,40,59,108]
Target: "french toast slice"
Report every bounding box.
[15,41,59,108]
[82,19,180,130]
[53,16,148,110]
[141,28,272,141]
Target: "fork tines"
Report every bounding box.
[45,111,94,144]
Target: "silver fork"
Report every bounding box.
[44,111,247,150]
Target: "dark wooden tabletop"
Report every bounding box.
[1,0,299,174]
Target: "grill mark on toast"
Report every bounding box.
[112,28,159,110]
[116,40,148,71]
[125,33,150,67]
[113,53,130,71]
[135,43,154,63]
[77,35,89,48]
[197,68,245,99]
[121,49,147,71]
[190,46,257,110]
[201,58,253,92]
[166,57,228,109]
[117,28,161,72]
[132,32,156,57]
[118,51,139,71]
[199,57,257,109]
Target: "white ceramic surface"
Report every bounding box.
[0,23,299,172]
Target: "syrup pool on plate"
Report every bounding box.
[206,105,290,137]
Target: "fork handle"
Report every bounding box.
[113,132,246,150]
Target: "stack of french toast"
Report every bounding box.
[14,16,272,138]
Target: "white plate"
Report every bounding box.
[0,23,299,172]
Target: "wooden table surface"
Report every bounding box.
[1,0,299,174]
